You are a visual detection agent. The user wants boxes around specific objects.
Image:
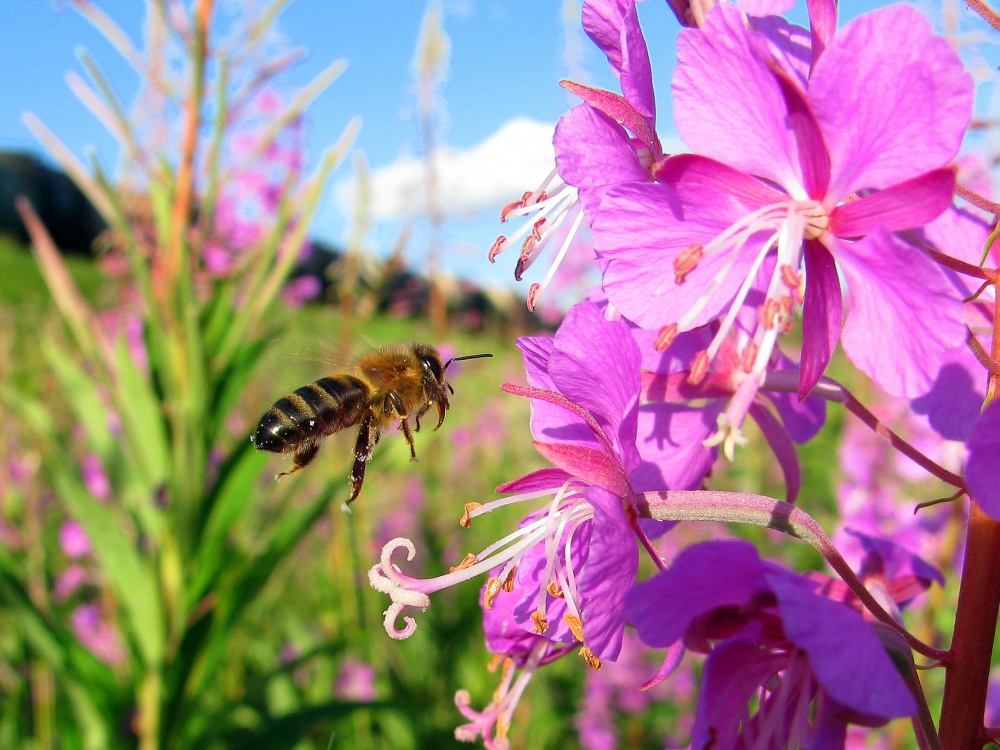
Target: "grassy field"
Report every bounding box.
[1,235,955,749]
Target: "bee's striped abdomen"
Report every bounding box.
[253,375,368,453]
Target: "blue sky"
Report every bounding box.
[0,1,952,292]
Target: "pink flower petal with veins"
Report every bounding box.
[810,4,972,197]
[831,168,957,237]
[836,230,965,398]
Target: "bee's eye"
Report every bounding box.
[419,355,443,381]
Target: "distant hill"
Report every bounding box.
[0,151,106,254]
[0,150,544,331]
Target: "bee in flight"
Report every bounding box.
[252,343,491,504]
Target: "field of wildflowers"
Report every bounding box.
[4,1,1000,749]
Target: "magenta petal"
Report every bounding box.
[837,231,965,398]
[581,0,656,123]
[691,638,785,750]
[805,0,837,67]
[830,168,956,237]
[533,441,631,498]
[910,347,986,442]
[516,338,598,450]
[483,574,551,661]
[768,573,916,718]
[550,301,641,458]
[749,402,801,504]
[594,181,764,330]
[966,401,1000,521]
[561,82,659,157]
[739,0,796,14]
[554,104,649,216]
[577,486,639,660]
[653,153,784,209]
[673,4,807,191]
[844,529,945,590]
[631,402,719,493]
[810,5,972,196]
[627,540,767,647]
[799,241,842,399]
[768,64,831,199]
[517,335,555,388]
[766,353,827,443]
[497,467,574,495]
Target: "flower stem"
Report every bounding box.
[939,504,1000,750]
[639,490,952,662]
[760,371,966,488]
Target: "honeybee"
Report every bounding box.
[252,343,491,503]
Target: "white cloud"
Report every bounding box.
[335,117,556,221]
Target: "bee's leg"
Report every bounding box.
[413,402,431,432]
[399,417,418,461]
[276,443,320,479]
[348,412,379,504]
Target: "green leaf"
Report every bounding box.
[208,339,268,443]
[52,466,165,667]
[187,446,268,607]
[184,480,341,711]
[43,341,115,458]
[230,701,384,750]
[110,336,170,485]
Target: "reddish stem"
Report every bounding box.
[940,266,1000,750]
[956,182,1000,216]
[164,0,214,295]
[967,0,1000,31]
[939,504,1000,750]
[759,371,966,489]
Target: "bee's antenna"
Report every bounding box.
[443,353,493,371]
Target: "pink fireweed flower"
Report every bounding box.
[53,563,88,602]
[70,602,127,666]
[334,657,377,703]
[59,520,91,559]
[815,530,944,622]
[628,541,916,750]
[592,4,972,401]
[369,302,713,669]
[636,298,824,498]
[489,0,663,312]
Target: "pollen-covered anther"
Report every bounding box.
[777,296,795,332]
[758,299,778,330]
[741,341,759,373]
[546,581,564,598]
[800,201,830,240]
[579,646,602,670]
[487,653,507,673]
[502,566,517,592]
[655,323,679,352]
[564,613,586,642]
[526,283,541,313]
[488,236,508,262]
[674,244,703,285]
[460,502,481,528]
[514,250,531,282]
[450,552,478,572]
[780,264,802,291]
[531,610,549,634]
[687,350,711,385]
[499,192,532,222]
[483,576,503,610]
